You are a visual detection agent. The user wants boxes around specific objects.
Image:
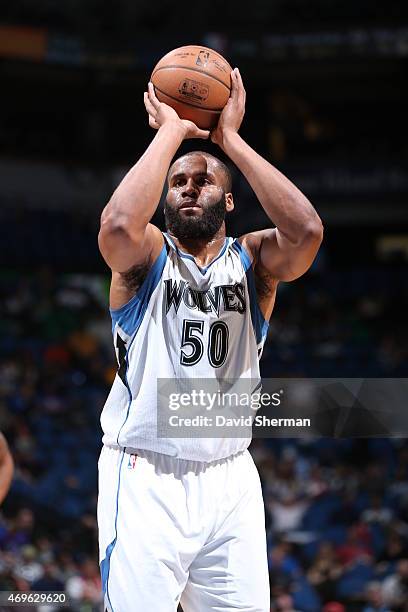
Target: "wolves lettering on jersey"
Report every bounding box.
[100,233,270,462]
[164,280,246,316]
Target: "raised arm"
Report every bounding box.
[212,69,323,282]
[0,433,13,504]
[99,83,209,275]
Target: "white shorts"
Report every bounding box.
[98,445,270,612]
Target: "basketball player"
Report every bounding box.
[0,432,13,504]
[98,68,323,611]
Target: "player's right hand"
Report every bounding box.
[144,83,210,140]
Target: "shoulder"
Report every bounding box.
[237,228,277,265]
[110,230,166,310]
[237,230,278,289]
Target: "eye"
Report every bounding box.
[197,177,210,186]
[173,179,185,187]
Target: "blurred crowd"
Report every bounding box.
[0,269,110,611]
[0,257,407,610]
[253,437,408,611]
[262,262,408,378]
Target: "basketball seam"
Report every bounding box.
[153,85,223,113]
[167,45,230,64]
[151,65,231,92]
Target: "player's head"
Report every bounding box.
[165,151,234,240]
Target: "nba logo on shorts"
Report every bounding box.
[127,454,137,469]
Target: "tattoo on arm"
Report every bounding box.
[255,269,276,300]
[120,260,151,294]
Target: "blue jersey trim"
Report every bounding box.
[232,239,269,346]
[164,233,230,275]
[110,244,167,336]
[231,238,252,272]
[111,248,167,446]
[100,447,126,612]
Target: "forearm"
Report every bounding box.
[104,122,185,230]
[221,131,322,242]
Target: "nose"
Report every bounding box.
[182,178,199,198]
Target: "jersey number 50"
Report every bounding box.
[180,320,229,368]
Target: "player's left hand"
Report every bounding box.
[211,68,246,147]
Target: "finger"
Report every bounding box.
[235,67,244,89]
[194,129,210,139]
[147,82,161,109]
[235,68,246,107]
[181,120,209,139]
[144,92,157,117]
[197,129,210,140]
[229,69,238,98]
[235,68,246,102]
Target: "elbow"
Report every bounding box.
[98,206,145,250]
[303,215,324,246]
[99,203,131,236]
[100,196,146,237]
[98,210,130,255]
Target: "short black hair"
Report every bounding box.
[168,151,232,193]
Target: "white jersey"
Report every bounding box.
[100,233,269,462]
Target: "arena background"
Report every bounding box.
[0,2,408,611]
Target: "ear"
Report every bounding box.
[225,192,234,212]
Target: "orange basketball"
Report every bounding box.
[150,45,232,130]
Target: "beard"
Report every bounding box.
[164,192,226,240]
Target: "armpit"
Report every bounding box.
[255,269,276,300]
[120,259,151,294]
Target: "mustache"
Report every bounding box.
[178,198,202,210]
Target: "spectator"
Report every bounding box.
[336,524,373,566]
[307,542,343,603]
[378,531,408,564]
[268,494,309,533]
[323,603,345,612]
[65,558,102,609]
[13,545,43,584]
[269,541,301,578]
[362,495,394,527]
[272,593,301,612]
[31,561,64,591]
[363,581,391,612]
[1,508,35,551]
[382,559,408,610]
[267,450,310,533]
